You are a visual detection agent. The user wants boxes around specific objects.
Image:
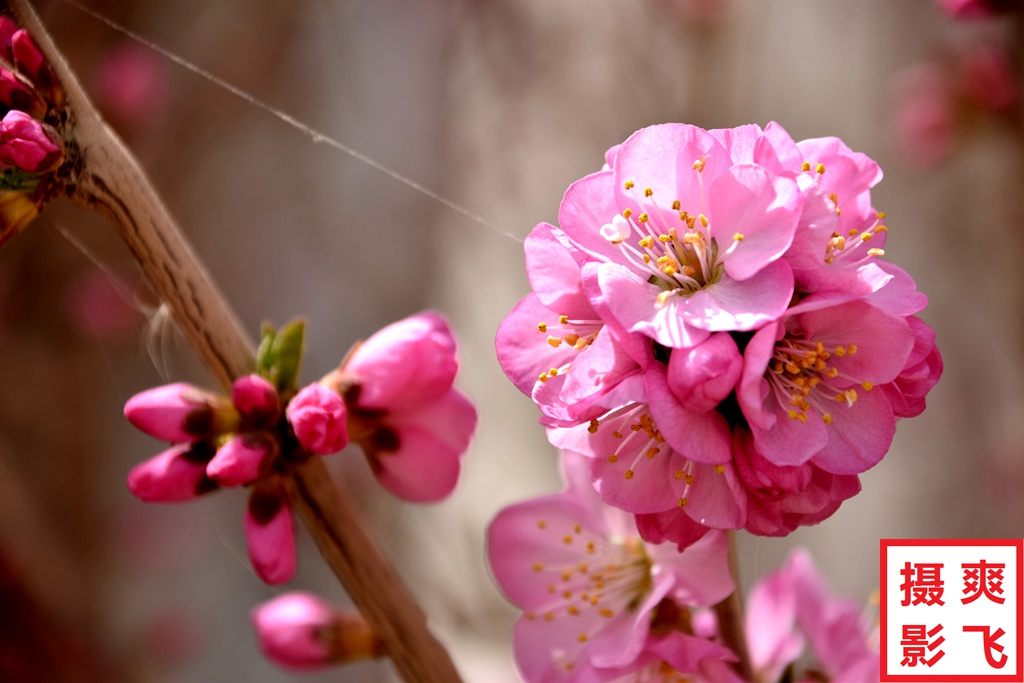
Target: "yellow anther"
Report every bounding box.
[559,315,569,324]
[862,381,874,390]
[638,236,654,249]
[788,409,798,419]
[588,419,599,433]
[563,590,573,599]
[561,571,572,582]
[835,393,846,402]
[679,210,689,221]
[643,254,651,264]
[563,536,573,545]
[715,464,725,474]
[586,541,596,554]
[646,448,660,459]
[683,265,696,277]
[567,606,579,616]
[644,187,654,197]
[659,234,672,242]
[549,367,559,377]
[623,208,633,219]
[544,613,554,622]
[578,634,588,643]
[801,161,811,172]
[867,248,885,257]
[526,613,536,621]
[533,563,543,572]
[815,358,827,372]
[685,474,694,485]
[698,214,709,228]
[612,431,623,439]
[624,470,634,480]
[600,608,614,618]
[624,180,635,189]
[846,389,858,403]
[630,424,642,432]
[815,163,826,174]
[685,215,696,229]
[834,346,846,357]
[785,363,800,374]
[638,213,649,223]
[547,336,562,348]
[675,470,684,479]
[537,322,548,333]
[847,344,857,354]
[539,373,549,383]
[608,455,618,463]
[874,225,888,233]
[796,412,808,423]
[828,192,838,204]
[833,236,845,251]
[683,233,702,245]
[538,520,547,529]
[692,158,705,172]
[849,228,859,237]
[679,497,688,507]
[825,256,834,264]
[877,211,886,219]
[816,342,825,355]
[564,333,580,346]
[574,338,588,350]
[671,200,681,211]
[860,232,873,242]
[823,413,832,424]
[827,367,839,378]
[733,232,745,242]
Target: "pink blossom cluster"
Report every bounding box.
[0,15,66,246]
[892,43,1018,167]
[486,452,877,682]
[125,312,476,586]
[496,122,942,547]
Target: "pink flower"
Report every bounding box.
[126,443,218,502]
[0,17,16,63]
[93,41,169,127]
[892,64,957,168]
[665,333,742,413]
[745,549,878,682]
[0,110,62,172]
[244,484,296,585]
[285,383,348,455]
[959,45,1018,110]
[10,30,59,105]
[884,316,943,419]
[124,382,239,444]
[488,452,735,682]
[738,297,914,474]
[231,373,281,426]
[250,592,382,671]
[336,312,476,502]
[206,432,277,487]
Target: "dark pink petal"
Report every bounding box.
[231,374,280,425]
[707,164,800,281]
[286,384,348,455]
[738,322,782,431]
[245,489,296,585]
[750,379,829,467]
[369,389,475,502]
[680,258,794,332]
[666,332,742,412]
[635,508,709,550]
[126,443,217,502]
[10,31,49,89]
[124,382,237,443]
[524,222,596,319]
[650,530,734,606]
[346,312,458,409]
[810,386,896,474]
[0,17,16,62]
[675,461,747,530]
[0,110,61,173]
[645,365,732,465]
[0,68,44,118]
[206,432,276,487]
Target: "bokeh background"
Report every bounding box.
[0,0,1020,680]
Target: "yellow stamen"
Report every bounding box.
[624,180,635,190]
[624,470,634,480]
[644,187,654,197]
[692,158,705,172]
[801,161,811,172]
[815,163,826,174]
[867,248,885,257]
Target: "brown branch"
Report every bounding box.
[713,531,753,682]
[8,2,462,681]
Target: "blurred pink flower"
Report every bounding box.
[63,270,139,341]
[959,45,1017,110]
[94,40,169,127]
[286,383,348,455]
[335,312,477,502]
[251,592,381,671]
[488,452,734,682]
[938,0,996,18]
[892,64,956,168]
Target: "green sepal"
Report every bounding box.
[0,169,40,193]
[256,324,277,377]
[254,319,306,392]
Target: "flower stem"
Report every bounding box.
[713,530,753,681]
[9,2,461,681]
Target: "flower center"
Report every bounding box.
[533,314,602,383]
[767,337,875,423]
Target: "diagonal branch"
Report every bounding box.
[8,1,462,681]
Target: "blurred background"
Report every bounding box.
[0,0,1020,680]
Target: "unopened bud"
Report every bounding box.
[285,384,348,455]
[206,432,277,487]
[10,30,61,106]
[0,110,62,173]
[126,442,218,502]
[0,69,44,119]
[231,373,280,426]
[666,333,743,412]
[245,483,296,585]
[251,592,383,671]
[0,17,17,63]
[124,382,239,444]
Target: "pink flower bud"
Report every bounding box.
[206,432,277,487]
[667,333,743,412]
[244,487,296,585]
[124,382,239,444]
[250,592,382,671]
[285,384,348,455]
[0,69,44,119]
[231,374,280,425]
[0,17,17,63]
[0,110,61,173]
[126,443,218,502]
